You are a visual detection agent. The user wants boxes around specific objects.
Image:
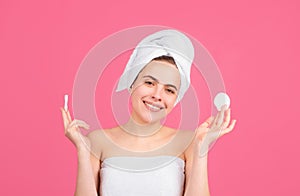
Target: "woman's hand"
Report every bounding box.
[60,108,91,151]
[194,105,237,157]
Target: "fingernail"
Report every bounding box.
[221,104,227,110]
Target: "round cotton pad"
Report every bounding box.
[214,92,230,111]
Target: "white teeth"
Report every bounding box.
[144,102,161,111]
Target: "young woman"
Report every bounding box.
[61,30,236,196]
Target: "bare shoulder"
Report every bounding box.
[87,128,118,140]
[87,129,106,141]
[164,128,195,160]
[177,130,196,160]
[86,129,113,160]
[175,129,195,145]
[177,129,195,138]
[87,128,119,160]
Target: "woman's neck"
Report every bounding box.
[121,117,163,138]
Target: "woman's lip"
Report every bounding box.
[143,100,164,110]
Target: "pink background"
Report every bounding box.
[1,0,299,195]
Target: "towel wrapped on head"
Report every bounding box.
[116,29,195,105]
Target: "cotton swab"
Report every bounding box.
[64,94,69,111]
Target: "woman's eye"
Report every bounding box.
[166,89,175,94]
[145,81,154,85]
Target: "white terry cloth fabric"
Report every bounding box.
[100,156,185,196]
[116,29,195,105]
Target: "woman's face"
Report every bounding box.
[130,60,181,124]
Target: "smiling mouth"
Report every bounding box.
[143,101,164,112]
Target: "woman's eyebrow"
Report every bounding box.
[142,75,178,91]
[143,75,158,81]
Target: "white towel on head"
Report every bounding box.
[116,29,195,105]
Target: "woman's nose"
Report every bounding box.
[151,85,163,101]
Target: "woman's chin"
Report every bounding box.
[131,110,168,125]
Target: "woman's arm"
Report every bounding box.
[75,147,99,196]
[61,108,100,196]
[183,106,236,196]
[184,137,210,196]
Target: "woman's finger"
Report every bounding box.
[73,119,90,128]
[68,119,90,130]
[194,116,214,141]
[227,119,237,131]
[66,110,72,123]
[212,111,220,126]
[221,108,231,130]
[68,121,90,131]
[198,116,214,128]
[220,119,237,136]
[61,108,70,128]
[213,105,227,127]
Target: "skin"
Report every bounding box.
[61,60,237,196]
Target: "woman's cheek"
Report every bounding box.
[165,98,176,112]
